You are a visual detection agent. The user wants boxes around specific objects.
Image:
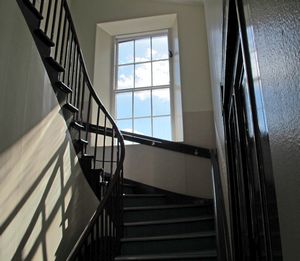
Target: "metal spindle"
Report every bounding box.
[50,0,59,40]
[40,0,45,14]
[54,0,64,60]
[63,24,71,83]
[76,68,82,120]
[60,15,68,66]
[111,128,115,176]
[104,212,108,260]
[80,76,86,123]
[102,116,107,170]
[90,228,94,259]
[67,35,74,88]
[117,139,120,164]
[44,0,53,35]
[73,51,79,106]
[70,41,77,94]
[94,106,100,168]
[85,93,92,148]
[96,217,100,258]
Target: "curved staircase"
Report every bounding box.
[16,0,227,260]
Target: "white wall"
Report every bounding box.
[70,0,215,198]
[0,1,98,260]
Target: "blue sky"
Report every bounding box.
[116,35,172,140]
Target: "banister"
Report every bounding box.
[62,1,125,153]
[211,149,231,261]
[84,122,211,159]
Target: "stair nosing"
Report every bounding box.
[124,215,214,227]
[55,81,72,93]
[121,231,216,242]
[34,28,55,47]
[123,194,166,198]
[71,121,84,130]
[114,250,217,260]
[124,203,211,211]
[45,57,65,72]
[64,102,79,113]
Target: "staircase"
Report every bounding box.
[117,180,217,261]
[16,0,227,260]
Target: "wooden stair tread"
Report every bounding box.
[124,215,214,227]
[124,203,211,211]
[121,232,216,242]
[115,250,217,260]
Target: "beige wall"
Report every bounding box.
[70,0,215,198]
[0,1,98,260]
[203,0,230,225]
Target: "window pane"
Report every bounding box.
[152,88,170,116]
[152,35,168,60]
[116,92,132,119]
[135,38,151,63]
[135,62,151,87]
[153,61,170,86]
[118,65,134,89]
[117,119,132,132]
[134,118,152,136]
[134,90,151,117]
[118,41,134,65]
[153,116,172,140]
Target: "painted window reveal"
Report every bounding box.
[114,33,172,140]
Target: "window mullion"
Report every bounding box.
[132,39,135,134]
[150,36,154,136]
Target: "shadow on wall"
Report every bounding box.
[0,107,98,261]
[0,137,76,260]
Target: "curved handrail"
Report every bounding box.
[63,1,125,170]
[18,0,125,259]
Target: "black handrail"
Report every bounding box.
[18,0,125,260]
[85,123,211,159]
[211,150,231,261]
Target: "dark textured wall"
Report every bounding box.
[246,0,300,260]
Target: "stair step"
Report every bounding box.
[23,0,43,20]
[70,121,85,130]
[123,183,136,194]
[34,29,55,47]
[55,81,72,93]
[45,57,65,72]
[115,250,217,260]
[63,102,79,113]
[120,232,216,255]
[123,194,167,207]
[124,216,215,237]
[124,203,213,222]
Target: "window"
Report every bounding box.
[113,32,173,140]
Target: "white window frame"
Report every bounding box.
[112,29,175,140]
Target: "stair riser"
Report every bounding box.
[123,187,134,194]
[124,219,215,237]
[124,206,213,222]
[123,197,167,207]
[121,236,216,255]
